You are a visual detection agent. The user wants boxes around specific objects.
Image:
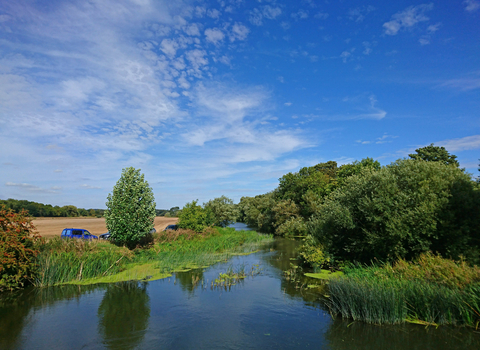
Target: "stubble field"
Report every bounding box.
[32,216,179,238]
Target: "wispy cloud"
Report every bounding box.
[383,4,433,36]
[464,0,480,12]
[437,135,480,151]
[6,182,60,193]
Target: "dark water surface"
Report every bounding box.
[1,229,479,349]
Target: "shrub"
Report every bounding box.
[298,235,330,271]
[177,200,214,232]
[0,207,42,291]
[309,159,480,263]
[105,167,156,248]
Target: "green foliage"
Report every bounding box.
[237,193,276,233]
[408,143,460,167]
[275,217,308,237]
[177,200,214,232]
[105,167,156,248]
[309,159,480,264]
[328,255,480,326]
[204,195,239,227]
[0,207,42,291]
[277,161,338,217]
[34,238,131,287]
[298,235,329,270]
[337,157,381,186]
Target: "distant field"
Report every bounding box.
[32,216,179,238]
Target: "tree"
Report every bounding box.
[309,159,480,264]
[203,196,238,227]
[408,143,459,167]
[105,167,156,248]
[177,200,214,232]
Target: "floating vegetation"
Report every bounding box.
[304,270,344,280]
[211,264,262,290]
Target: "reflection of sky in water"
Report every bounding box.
[1,241,479,350]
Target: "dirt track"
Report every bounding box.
[32,217,179,238]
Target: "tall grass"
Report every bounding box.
[34,228,272,286]
[34,238,131,287]
[327,254,480,327]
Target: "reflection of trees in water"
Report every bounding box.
[262,237,327,306]
[325,319,480,350]
[0,284,103,350]
[175,269,205,295]
[97,281,150,350]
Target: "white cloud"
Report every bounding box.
[291,10,309,20]
[249,6,282,26]
[441,75,480,91]
[348,6,375,22]
[437,135,480,151]
[5,182,60,193]
[205,28,225,45]
[464,0,480,12]
[230,23,250,41]
[383,4,433,35]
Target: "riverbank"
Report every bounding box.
[34,227,273,287]
[326,254,480,328]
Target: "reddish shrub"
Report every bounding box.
[0,206,42,292]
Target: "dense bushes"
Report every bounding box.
[309,159,480,264]
[0,207,42,291]
[177,200,215,232]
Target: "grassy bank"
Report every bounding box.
[34,227,273,287]
[326,254,480,327]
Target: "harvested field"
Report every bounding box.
[32,216,178,238]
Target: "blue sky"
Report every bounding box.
[0,0,479,210]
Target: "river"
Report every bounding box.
[1,226,479,349]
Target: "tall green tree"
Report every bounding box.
[105,167,156,248]
[408,143,459,167]
[204,196,238,227]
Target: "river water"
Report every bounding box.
[1,227,479,349]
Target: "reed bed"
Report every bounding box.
[327,254,480,327]
[34,228,272,286]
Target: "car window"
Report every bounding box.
[73,230,82,236]
[66,229,72,235]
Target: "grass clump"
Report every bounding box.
[327,253,480,327]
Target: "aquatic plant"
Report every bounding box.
[326,254,480,327]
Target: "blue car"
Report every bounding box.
[61,228,98,240]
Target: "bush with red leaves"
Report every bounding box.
[0,206,42,292]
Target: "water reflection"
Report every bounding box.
[325,319,480,350]
[0,236,479,349]
[98,281,150,349]
[0,284,103,349]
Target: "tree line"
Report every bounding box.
[0,198,105,218]
[236,144,480,265]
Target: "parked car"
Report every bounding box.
[163,224,178,231]
[61,228,98,240]
[99,232,111,240]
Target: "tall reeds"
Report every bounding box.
[327,254,480,327]
[34,228,272,287]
